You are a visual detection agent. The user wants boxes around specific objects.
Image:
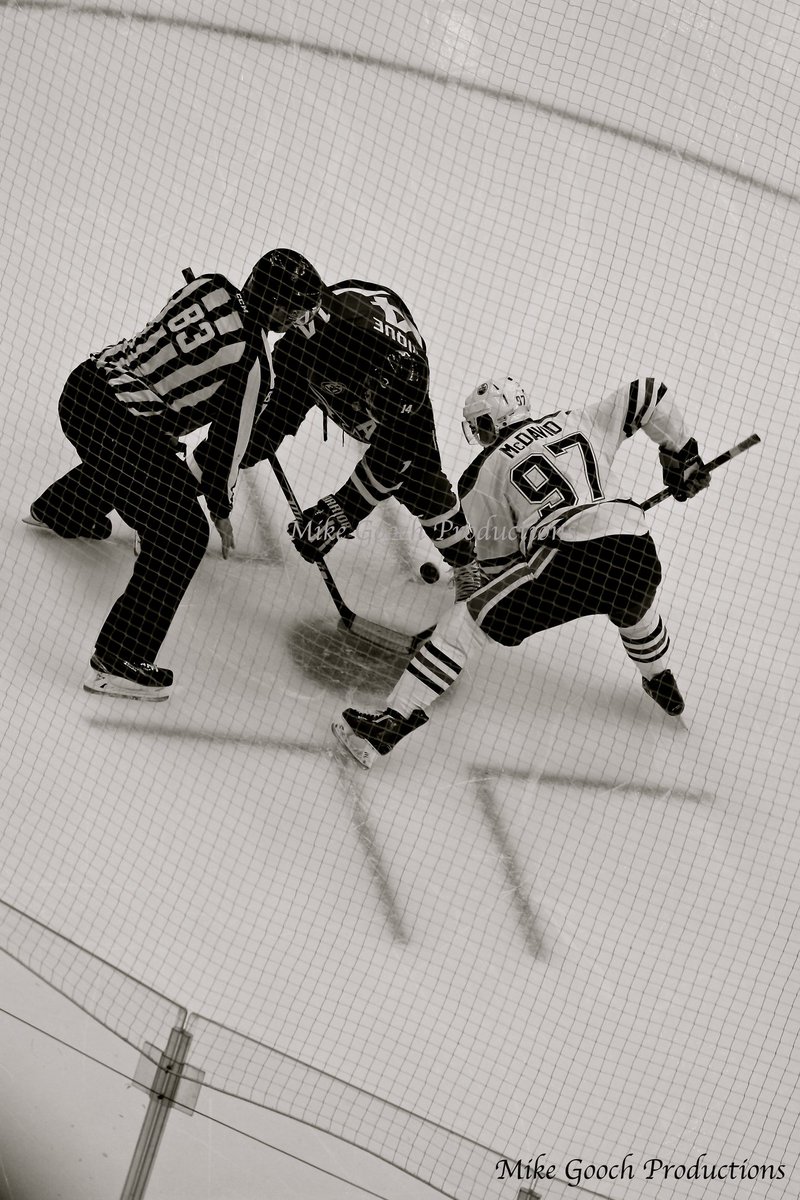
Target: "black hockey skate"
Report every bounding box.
[24,503,112,541]
[642,670,685,716]
[84,653,173,701]
[332,707,429,768]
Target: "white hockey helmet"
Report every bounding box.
[462,377,529,446]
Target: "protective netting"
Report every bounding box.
[2,1,799,1198]
[0,900,184,1062]
[186,1014,509,1200]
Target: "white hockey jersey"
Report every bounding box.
[458,378,692,577]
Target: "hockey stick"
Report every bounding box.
[266,451,434,654]
[185,265,418,647]
[639,434,760,511]
[191,256,432,654]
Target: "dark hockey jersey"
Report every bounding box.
[92,273,274,519]
[269,280,427,442]
[241,280,474,566]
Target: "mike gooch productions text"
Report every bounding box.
[495,1153,787,1187]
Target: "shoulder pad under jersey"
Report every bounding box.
[458,445,495,500]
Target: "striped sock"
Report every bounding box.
[617,607,671,680]
[388,602,490,716]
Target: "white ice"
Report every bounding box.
[0,1,799,1198]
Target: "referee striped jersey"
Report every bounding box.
[93,273,273,518]
[94,274,252,419]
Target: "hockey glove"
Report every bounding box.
[453,560,486,601]
[658,438,711,502]
[288,495,355,562]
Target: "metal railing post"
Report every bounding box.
[120,1025,193,1200]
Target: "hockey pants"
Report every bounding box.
[39,360,209,663]
[467,535,663,645]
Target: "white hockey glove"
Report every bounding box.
[658,438,711,502]
[453,560,486,601]
[288,495,355,562]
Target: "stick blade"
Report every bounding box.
[342,615,433,656]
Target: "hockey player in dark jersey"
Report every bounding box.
[332,375,713,767]
[26,249,323,699]
[191,279,478,592]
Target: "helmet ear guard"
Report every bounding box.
[472,412,499,446]
[364,348,429,422]
[462,376,529,445]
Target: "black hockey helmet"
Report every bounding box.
[241,248,323,331]
[363,346,429,423]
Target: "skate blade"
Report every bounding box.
[83,671,170,702]
[331,719,377,769]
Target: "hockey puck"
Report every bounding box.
[419,562,439,583]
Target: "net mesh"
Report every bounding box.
[1,1,799,1197]
[0,900,185,1058]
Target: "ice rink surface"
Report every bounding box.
[0,1,799,1197]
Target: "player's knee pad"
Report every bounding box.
[430,599,492,661]
[611,589,659,629]
[465,601,525,646]
[482,622,527,647]
[155,500,210,564]
[608,539,662,626]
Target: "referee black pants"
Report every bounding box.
[37,360,209,663]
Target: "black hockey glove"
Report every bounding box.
[658,438,711,502]
[288,495,355,562]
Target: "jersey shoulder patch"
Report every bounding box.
[327,282,385,328]
[182,272,239,304]
[328,280,425,353]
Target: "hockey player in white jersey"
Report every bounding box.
[333,375,712,766]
